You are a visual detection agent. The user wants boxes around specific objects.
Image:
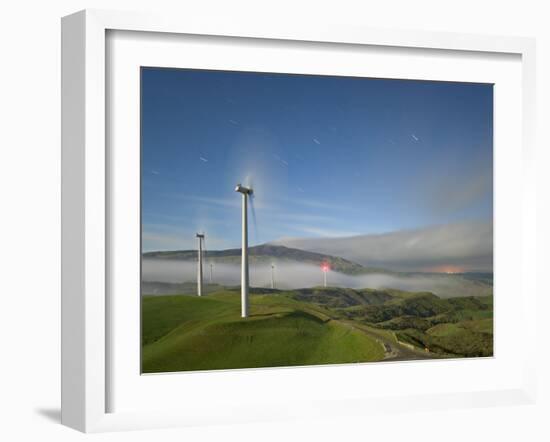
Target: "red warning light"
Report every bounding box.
[321,262,330,273]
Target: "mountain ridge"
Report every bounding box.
[143,244,392,275]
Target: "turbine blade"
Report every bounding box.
[249,195,259,245]
[245,174,254,191]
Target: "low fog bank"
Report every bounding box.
[142,259,492,298]
[272,221,493,272]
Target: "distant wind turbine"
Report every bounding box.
[235,183,253,318]
[271,264,275,289]
[196,233,205,296]
[321,262,330,288]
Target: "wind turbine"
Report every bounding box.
[235,183,253,318]
[321,262,330,288]
[271,263,275,289]
[196,233,205,296]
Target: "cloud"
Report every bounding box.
[426,170,492,215]
[142,260,491,298]
[271,221,493,272]
[409,149,493,217]
[293,226,359,238]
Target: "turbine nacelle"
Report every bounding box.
[235,184,253,195]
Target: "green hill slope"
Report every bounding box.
[142,286,492,372]
[290,287,394,308]
[142,292,385,373]
[332,291,493,357]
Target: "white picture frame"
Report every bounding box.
[61,9,538,433]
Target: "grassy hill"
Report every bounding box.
[332,290,493,357]
[396,319,493,357]
[142,291,385,373]
[290,287,394,307]
[141,286,493,373]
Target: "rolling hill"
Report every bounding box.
[141,286,493,373]
[142,290,385,373]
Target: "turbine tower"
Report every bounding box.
[271,264,275,289]
[196,233,205,296]
[235,183,253,318]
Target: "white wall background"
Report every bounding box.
[0,1,548,441]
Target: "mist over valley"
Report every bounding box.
[142,244,492,298]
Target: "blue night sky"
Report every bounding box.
[141,67,493,267]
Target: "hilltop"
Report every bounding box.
[143,244,389,275]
